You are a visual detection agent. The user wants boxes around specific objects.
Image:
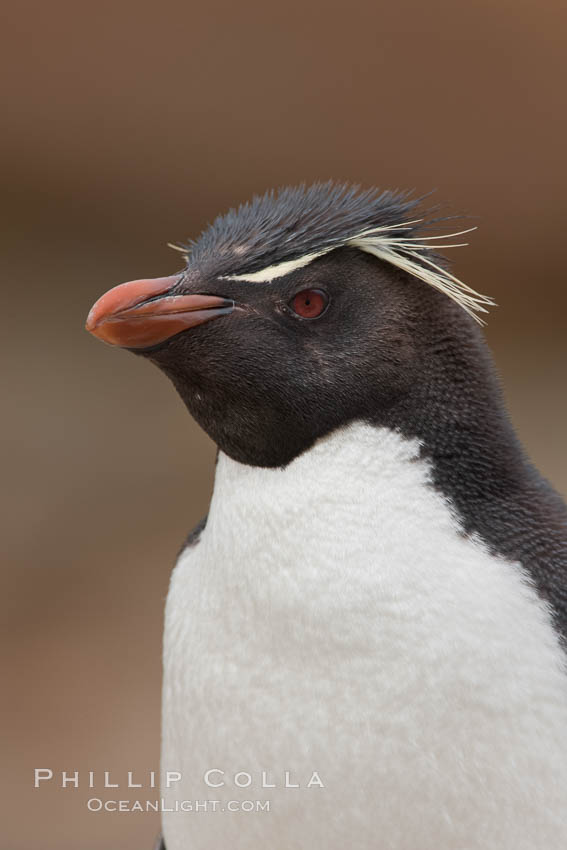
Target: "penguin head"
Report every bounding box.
[86,183,492,467]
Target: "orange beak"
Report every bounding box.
[85,275,234,349]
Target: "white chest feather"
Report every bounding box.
[161,423,567,850]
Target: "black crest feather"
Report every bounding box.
[178,182,492,321]
[184,182,423,278]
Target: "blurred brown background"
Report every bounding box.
[2,0,566,847]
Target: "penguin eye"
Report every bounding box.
[289,289,329,320]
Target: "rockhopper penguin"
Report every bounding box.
[86,183,567,850]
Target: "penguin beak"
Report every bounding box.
[85,275,234,349]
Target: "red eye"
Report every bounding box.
[290,288,329,319]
